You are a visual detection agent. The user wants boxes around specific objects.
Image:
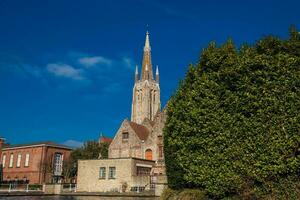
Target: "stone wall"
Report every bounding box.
[77,158,155,193]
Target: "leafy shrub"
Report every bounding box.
[164,27,300,199]
[160,187,178,200]
[177,189,208,200]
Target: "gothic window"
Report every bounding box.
[53,153,63,176]
[99,167,106,179]
[122,132,129,139]
[108,167,116,179]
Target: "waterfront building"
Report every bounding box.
[77,31,167,193]
[0,141,72,184]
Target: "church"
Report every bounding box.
[108,31,166,174]
[77,31,167,194]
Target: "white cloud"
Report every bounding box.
[78,56,112,68]
[47,63,84,80]
[62,140,83,148]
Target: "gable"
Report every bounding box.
[128,121,150,141]
[109,119,147,149]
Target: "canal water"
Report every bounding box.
[0,196,158,200]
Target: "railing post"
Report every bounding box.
[26,184,29,192]
[8,184,11,193]
[74,184,77,192]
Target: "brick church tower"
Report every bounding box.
[131,31,161,124]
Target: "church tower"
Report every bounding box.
[131,31,161,124]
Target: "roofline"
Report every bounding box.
[78,157,155,163]
[2,143,73,151]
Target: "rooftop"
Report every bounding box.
[2,141,73,150]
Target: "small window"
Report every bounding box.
[9,154,14,168]
[158,135,163,142]
[24,153,30,167]
[137,166,151,176]
[122,132,129,139]
[108,167,116,179]
[99,167,106,179]
[16,153,22,168]
[2,154,6,168]
[159,146,163,158]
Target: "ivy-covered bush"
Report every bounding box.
[164,27,300,199]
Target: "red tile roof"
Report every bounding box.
[129,121,150,140]
[100,136,113,144]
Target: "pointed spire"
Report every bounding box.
[156,65,159,83]
[135,65,139,82]
[144,31,151,51]
[141,31,154,80]
[135,65,138,74]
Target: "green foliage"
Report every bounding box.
[164,27,300,199]
[177,189,208,200]
[160,188,207,200]
[160,187,179,200]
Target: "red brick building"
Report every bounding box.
[0,141,72,184]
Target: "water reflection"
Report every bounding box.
[0,196,158,200]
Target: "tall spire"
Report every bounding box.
[144,31,151,51]
[141,31,154,80]
[135,65,139,82]
[156,65,159,83]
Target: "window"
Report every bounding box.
[122,132,129,139]
[9,154,14,168]
[99,167,106,179]
[2,154,6,168]
[108,167,116,179]
[159,146,163,158]
[24,153,30,167]
[16,153,22,168]
[145,149,153,160]
[53,153,63,176]
[137,167,151,176]
[158,135,163,142]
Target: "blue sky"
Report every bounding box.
[0,0,299,147]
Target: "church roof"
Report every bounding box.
[129,121,150,140]
[99,136,113,144]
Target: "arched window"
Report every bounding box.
[145,149,153,160]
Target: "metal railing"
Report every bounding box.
[0,184,43,192]
[62,183,77,192]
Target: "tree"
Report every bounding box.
[64,140,110,180]
[164,27,300,199]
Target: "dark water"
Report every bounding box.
[0,196,158,200]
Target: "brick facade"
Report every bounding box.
[0,142,72,184]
